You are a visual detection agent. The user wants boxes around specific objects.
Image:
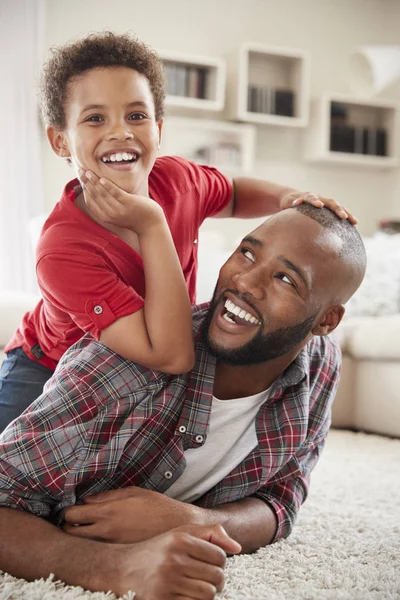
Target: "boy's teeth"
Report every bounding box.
[224,298,260,325]
[102,152,136,163]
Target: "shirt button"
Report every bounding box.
[164,471,173,479]
[94,305,103,315]
[178,425,186,433]
[195,435,204,444]
[194,239,198,245]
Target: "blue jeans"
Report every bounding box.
[0,348,54,433]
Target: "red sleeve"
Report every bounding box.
[37,250,144,339]
[187,161,233,221]
[158,156,233,222]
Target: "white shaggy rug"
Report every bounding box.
[1,429,399,600]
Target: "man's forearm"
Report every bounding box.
[0,508,121,594]
[196,496,277,553]
[0,507,241,600]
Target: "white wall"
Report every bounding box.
[41,0,400,244]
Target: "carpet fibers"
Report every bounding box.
[1,429,399,599]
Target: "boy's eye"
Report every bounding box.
[128,112,146,121]
[241,248,255,262]
[85,115,103,122]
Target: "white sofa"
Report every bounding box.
[331,315,400,437]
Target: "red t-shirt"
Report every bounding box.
[6,156,232,370]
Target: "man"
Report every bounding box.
[0,204,366,600]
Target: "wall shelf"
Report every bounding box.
[159,50,226,112]
[230,43,310,127]
[306,94,399,168]
[159,116,255,175]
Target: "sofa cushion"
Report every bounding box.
[334,315,400,360]
[346,232,400,317]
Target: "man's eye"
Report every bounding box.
[128,113,146,121]
[277,273,294,286]
[241,248,255,262]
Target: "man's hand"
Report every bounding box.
[280,190,358,224]
[78,169,164,234]
[114,524,241,600]
[63,487,205,543]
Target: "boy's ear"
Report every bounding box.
[312,305,345,336]
[46,125,71,158]
[157,119,163,149]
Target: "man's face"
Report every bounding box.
[56,66,162,196]
[202,212,340,366]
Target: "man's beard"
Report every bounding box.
[200,288,320,366]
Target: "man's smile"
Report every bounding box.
[214,293,263,334]
[223,298,261,325]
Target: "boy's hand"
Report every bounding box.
[79,169,164,234]
[280,191,358,225]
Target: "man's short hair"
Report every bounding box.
[39,31,165,128]
[293,203,366,275]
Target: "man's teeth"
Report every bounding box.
[224,299,260,325]
[101,152,137,163]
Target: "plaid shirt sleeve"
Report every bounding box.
[253,335,341,542]
[0,370,110,518]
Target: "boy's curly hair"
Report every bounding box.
[39,31,165,128]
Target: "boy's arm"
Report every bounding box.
[81,171,194,374]
[216,177,357,223]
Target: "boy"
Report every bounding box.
[0,32,356,431]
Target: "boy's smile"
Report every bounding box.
[48,66,162,196]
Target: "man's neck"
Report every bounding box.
[213,356,293,400]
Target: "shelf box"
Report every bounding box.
[306,94,399,168]
[159,50,226,111]
[231,43,310,127]
[159,116,255,175]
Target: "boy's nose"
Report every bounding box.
[105,122,134,141]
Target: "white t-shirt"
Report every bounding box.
[165,388,271,503]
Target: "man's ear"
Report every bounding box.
[46,125,71,158]
[312,305,345,336]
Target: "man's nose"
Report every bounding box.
[231,268,265,300]
[105,121,134,141]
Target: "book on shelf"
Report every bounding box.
[330,125,387,156]
[164,62,208,100]
[247,86,294,117]
[194,143,241,168]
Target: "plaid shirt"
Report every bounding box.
[0,304,340,542]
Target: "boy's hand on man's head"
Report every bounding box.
[78,169,164,234]
[280,190,358,225]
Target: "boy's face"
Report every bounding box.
[48,66,162,196]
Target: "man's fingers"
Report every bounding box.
[63,522,95,537]
[175,524,241,556]
[178,561,224,593]
[190,524,241,555]
[83,487,135,504]
[64,503,99,525]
